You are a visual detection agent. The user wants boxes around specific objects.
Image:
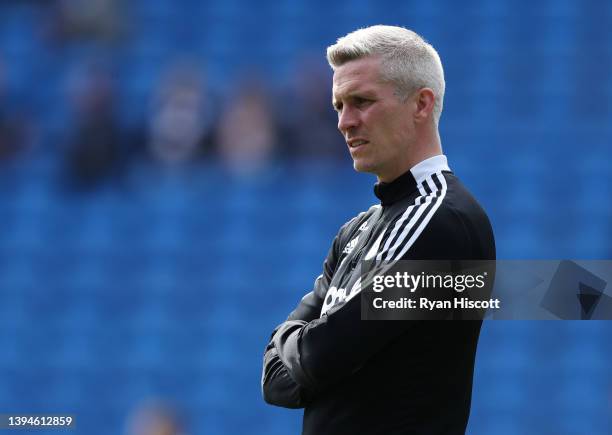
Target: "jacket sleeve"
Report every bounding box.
[261,217,355,408]
[270,205,474,393]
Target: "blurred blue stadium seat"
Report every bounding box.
[0,1,611,434]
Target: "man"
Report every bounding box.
[261,25,495,435]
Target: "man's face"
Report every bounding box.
[332,56,417,182]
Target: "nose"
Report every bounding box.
[337,106,359,134]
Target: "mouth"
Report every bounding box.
[347,139,369,149]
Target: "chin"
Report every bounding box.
[352,159,377,175]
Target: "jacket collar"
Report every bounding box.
[374,155,451,206]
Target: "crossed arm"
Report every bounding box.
[261,277,421,408]
[261,222,345,408]
[261,206,472,408]
[261,288,320,408]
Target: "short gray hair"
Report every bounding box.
[327,25,445,125]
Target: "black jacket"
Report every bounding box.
[262,155,496,435]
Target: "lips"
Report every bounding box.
[347,139,369,148]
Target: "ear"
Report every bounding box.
[413,88,435,124]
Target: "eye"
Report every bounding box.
[333,102,343,113]
[354,97,371,108]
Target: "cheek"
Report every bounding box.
[372,107,406,131]
[385,116,411,144]
[398,112,417,136]
[363,110,391,137]
[364,107,412,149]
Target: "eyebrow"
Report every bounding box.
[332,89,377,107]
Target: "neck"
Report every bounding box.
[377,130,442,183]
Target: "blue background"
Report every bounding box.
[0,0,610,434]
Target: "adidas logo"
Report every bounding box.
[342,236,359,254]
[358,221,369,232]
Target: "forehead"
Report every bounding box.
[332,56,387,99]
